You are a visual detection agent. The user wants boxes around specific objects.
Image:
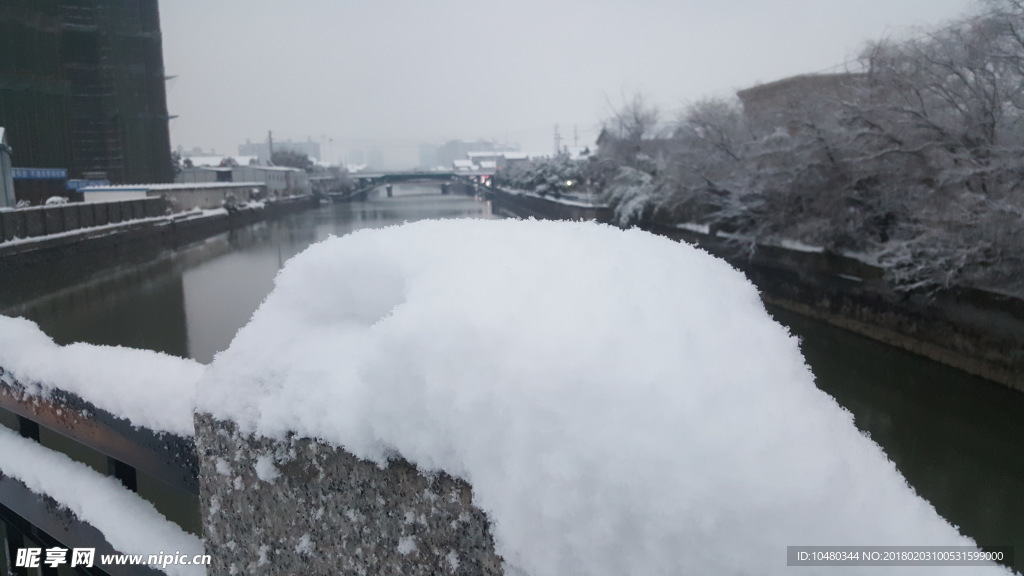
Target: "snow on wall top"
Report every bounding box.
[196,219,1008,576]
[0,316,202,436]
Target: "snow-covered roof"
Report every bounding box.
[452,159,476,169]
[82,182,264,192]
[181,166,231,173]
[478,160,497,169]
[238,165,301,172]
[187,155,259,167]
[500,152,529,160]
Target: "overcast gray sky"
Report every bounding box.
[160,0,978,168]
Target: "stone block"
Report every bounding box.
[196,414,503,576]
[43,206,64,235]
[23,208,45,237]
[1,210,24,240]
[61,205,80,232]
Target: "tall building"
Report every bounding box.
[0,0,173,186]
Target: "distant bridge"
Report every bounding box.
[347,169,493,184]
[331,170,493,202]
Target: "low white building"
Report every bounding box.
[231,165,310,196]
[81,182,266,211]
[176,165,311,196]
[452,159,476,172]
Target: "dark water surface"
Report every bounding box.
[2,184,492,362]
[769,306,1024,572]
[2,184,1021,571]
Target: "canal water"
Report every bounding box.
[2,182,1022,571]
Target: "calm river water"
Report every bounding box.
[2,182,1021,571]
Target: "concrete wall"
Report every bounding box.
[196,414,504,576]
[0,198,165,241]
[175,168,220,184]
[232,166,311,196]
[487,188,612,223]
[0,197,317,291]
[649,223,1024,392]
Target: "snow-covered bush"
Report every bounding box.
[602,166,655,227]
[497,154,589,197]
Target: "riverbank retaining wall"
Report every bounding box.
[0,198,167,243]
[485,188,612,223]
[195,413,504,576]
[489,188,1024,392]
[0,196,317,282]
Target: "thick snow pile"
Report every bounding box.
[0,316,202,436]
[197,219,1009,575]
[0,426,205,576]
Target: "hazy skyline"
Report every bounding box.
[160,0,978,168]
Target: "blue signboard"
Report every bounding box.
[66,179,111,190]
[12,167,68,180]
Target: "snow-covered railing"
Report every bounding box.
[0,371,198,495]
[0,316,206,575]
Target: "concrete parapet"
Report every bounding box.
[487,188,612,223]
[195,413,503,576]
[93,202,109,226]
[0,211,22,241]
[23,208,45,238]
[43,207,64,235]
[78,203,95,228]
[131,199,147,220]
[61,204,80,232]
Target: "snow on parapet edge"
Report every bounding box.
[196,219,1011,576]
[0,316,202,436]
[0,426,205,576]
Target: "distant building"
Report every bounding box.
[436,140,517,170]
[495,152,530,170]
[81,182,266,211]
[232,165,310,196]
[185,155,260,168]
[736,73,867,133]
[239,138,321,162]
[176,165,311,196]
[0,0,174,191]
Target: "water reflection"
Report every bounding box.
[3,183,492,363]
[770,306,1024,573]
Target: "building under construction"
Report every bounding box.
[0,0,173,197]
